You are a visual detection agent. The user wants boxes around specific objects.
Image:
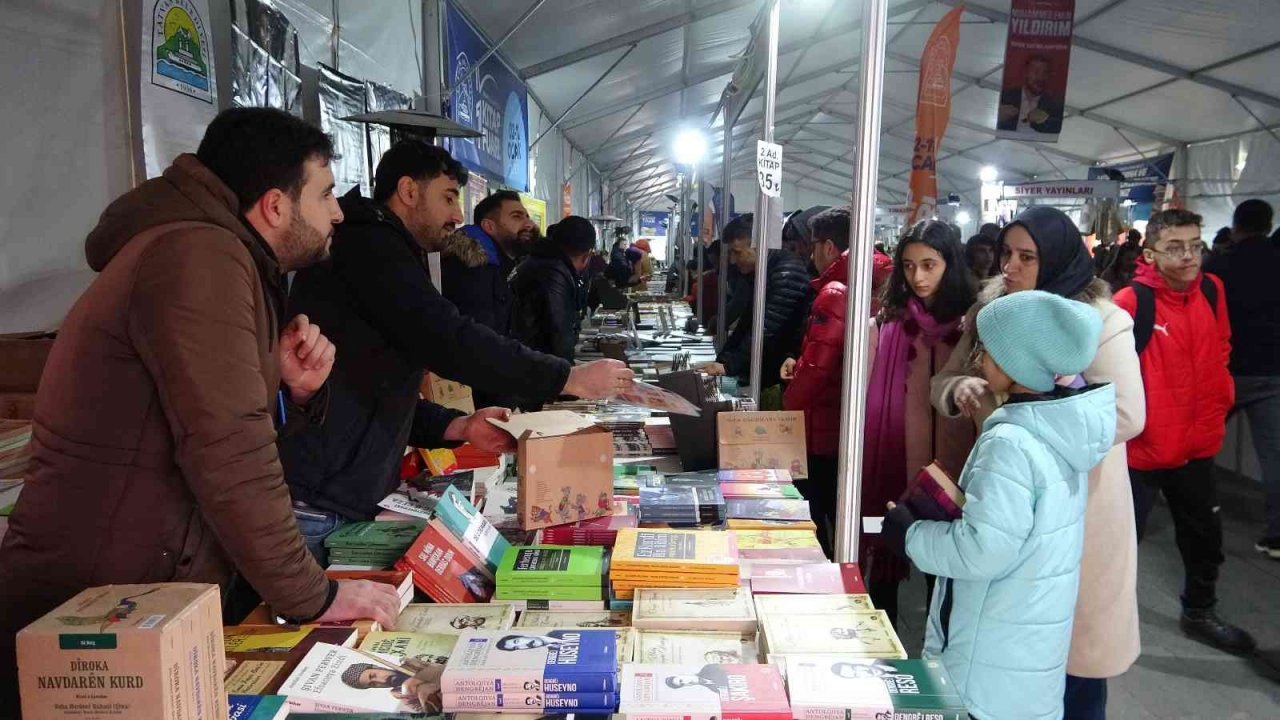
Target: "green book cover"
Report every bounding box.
[496,545,605,587]
[432,484,510,574]
[494,584,606,601]
[785,656,967,719]
[324,521,426,549]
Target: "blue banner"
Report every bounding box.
[443,2,528,191]
[639,211,669,237]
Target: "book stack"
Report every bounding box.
[540,508,639,547]
[396,603,517,634]
[784,656,967,720]
[493,545,608,609]
[901,461,966,521]
[631,587,757,634]
[732,529,828,569]
[396,520,495,603]
[514,610,632,628]
[726,498,812,524]
[758,610,906,660]
[610,528,740,600]
[440,629,620,713]
[634,629,759,664]
[431,484,512,574]
[619,663,791,720]
[359,629,458,666]
[638,483,726,526]
[325,521,426,568]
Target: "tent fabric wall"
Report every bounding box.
[0,0,133,334]
[1185,129,1280,234]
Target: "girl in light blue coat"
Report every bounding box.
[883,291,1117,720]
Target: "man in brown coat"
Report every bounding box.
[0,108,401,713]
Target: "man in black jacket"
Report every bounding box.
[1204,199,1280,559]
[281,141,631,559]
[440,190,535,408]
[511,216,595,366]
[701,213,815,390]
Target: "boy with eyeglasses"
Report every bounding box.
[1113,209,1255,655]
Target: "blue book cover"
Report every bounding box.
[434,484,510,573]
[442,629,618,693]
[227,694,287,720]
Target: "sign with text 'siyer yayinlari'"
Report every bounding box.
[443,1,528,191]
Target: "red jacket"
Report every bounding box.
[1113,261,1233,470]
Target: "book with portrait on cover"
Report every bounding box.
[618,663,790,720]
[635,630,758,665]
[784,655,966,720]
[759,611,906,659]
[631,587,757,634]
[396,603,516,635]
[440,629,618,694]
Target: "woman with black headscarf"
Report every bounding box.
[929,206,1146,720]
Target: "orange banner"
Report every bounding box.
[907,5,964,226]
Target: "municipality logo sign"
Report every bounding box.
[150,0,213,103]
[454,52,474,126]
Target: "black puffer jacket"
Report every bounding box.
[280,189,571,520]
[718,249,814,388]
[511,238,584,364]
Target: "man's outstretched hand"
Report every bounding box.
[445,407,518,453]
[562,359,635,399]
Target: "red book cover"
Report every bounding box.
[717,663,792,720]
[747,563,867,595]
[398,520,494,603]
[901,462,965,522]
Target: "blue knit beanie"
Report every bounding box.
[976,290,1102,392]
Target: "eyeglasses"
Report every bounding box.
[1151,244,1204,259]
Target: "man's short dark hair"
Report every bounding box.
[809,206,851,252]
[1233,199,1274,236]
[723,213,754,245]
[475,190,522,224]
[196,107,334,212]
[978,223,1001,240]
[549,215,597,255]
[373,140,467,203]
[1026,54,1051,69]
[1145,209,1202,248]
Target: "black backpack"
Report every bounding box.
[1131,275,1219,354]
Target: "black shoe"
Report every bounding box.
[1180,608,1257,656]
[1255,536,1280,560]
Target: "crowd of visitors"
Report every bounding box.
[0,106,1275,720]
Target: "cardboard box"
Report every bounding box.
[16,583,227,720]
[490,411,614,530]
[420,372,475,414]
[716,411,808,479]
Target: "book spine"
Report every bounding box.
[622,711,717,720]
[542,675,617,693]
[723,713,793,720]
[442,691,617,709]
[440,669,544,694]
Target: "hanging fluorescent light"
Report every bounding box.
[956,211,972,225]
[979,166,999,183]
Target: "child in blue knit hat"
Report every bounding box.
[883,290,1118,720]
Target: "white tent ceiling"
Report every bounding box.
[454,0,1280,209]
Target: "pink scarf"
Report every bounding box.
[860,297,962,584]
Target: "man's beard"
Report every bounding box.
[279,209,331,270]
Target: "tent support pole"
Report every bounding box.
[746,0,781,407]
[834,0,889,564]
[717,118,732,347]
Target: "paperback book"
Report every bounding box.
[618,663,791,720]
[441,690,617,711]
[612,528,739,577]
[514,611,631,629]
[900,461,965,522]
[540,512,639,547]
[278,642,444,714]
[325,569,414,611]
[496,545,606,587]
[716,469,793,484]
[441,629,619,694]
[726,518,818,531]
[493,598,610,612]
[783,656,967,720]
[493,585,604,602]
[718,483,802,500]
[223,625,359,654]
[726,499,812,522]
[227,694,288,720]
[752,593,875,616]
[638,485,726,525]
[397,603,516,634]
[396,520,495,603]
[630,588,757,634]
[434,483,511,574]
[748,563,868,595]
[359,631,457,665]
[759,611,906,659]
[635,631,758,664]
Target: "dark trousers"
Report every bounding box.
[794,454,839,558]
[868,575,901,627]
[1063,675,1108,720]
[1131,458,1223,610]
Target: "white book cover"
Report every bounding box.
[636,630,758,665]
[279,642,445,715]
[631,587,756,633]
[760,611,906,659]
[619,664,719,720]
[398,603,517,635]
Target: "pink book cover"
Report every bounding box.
[747,563,867,595]
[717,663,792,720]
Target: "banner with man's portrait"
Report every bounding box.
[995,0,1075,143]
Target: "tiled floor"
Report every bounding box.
[894,469,1280,718]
